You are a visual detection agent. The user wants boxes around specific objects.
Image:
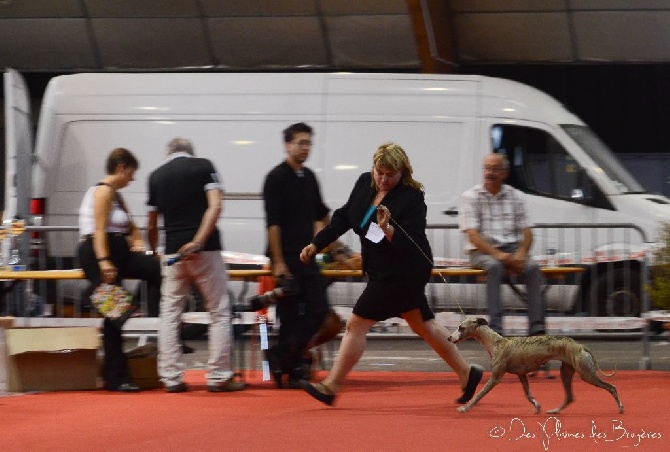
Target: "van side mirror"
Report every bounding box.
[571,188,584,200]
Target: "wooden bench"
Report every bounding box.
[0,266,586,333]
[0,266,585,310]
[0,266,585,282]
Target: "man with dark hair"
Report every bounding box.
[262,122,332,388]
[147,137,244,393]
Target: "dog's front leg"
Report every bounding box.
[458,375,500,413]
[518,374,541,413]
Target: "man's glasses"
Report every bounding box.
[292,140,313,147]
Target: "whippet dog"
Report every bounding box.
[448,318,624,414]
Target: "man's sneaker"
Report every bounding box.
[207,379,246,392]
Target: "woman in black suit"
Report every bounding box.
[300,142,482,406]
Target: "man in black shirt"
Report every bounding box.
[263,122,332,388]
[147,137,244,393]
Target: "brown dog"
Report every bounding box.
[448,318,624,414]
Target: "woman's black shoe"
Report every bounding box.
[302,381,336,406]
[456,365,483,404]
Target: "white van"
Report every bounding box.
[5,69,670,316]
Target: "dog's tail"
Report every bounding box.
[587,349,618,377]
[598,363,618,378]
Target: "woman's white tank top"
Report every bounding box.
[78,185,130,235]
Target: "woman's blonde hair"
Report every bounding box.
[371,142,423,191]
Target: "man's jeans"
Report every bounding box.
[469,244,546,335]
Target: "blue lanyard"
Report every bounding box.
[360,204,376,229]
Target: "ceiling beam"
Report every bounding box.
[406,0,456,73]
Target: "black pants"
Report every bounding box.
[272,254,329,375]
[77,234,161,389]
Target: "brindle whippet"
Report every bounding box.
[448,318,624,414]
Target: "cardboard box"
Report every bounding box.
[128,356,161,389]
[3,326,100,392]
[125,342,161,389]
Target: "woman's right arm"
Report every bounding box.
[300,212,348,264]
[301,174,366,263]
[92,186,116,283]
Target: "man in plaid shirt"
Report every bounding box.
[459,153,546,336]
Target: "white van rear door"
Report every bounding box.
[3,69,33,223]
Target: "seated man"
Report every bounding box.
[459,153,546,336]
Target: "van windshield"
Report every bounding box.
[562,125,645,194]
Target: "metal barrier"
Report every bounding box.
[0,223,658,368]
[0,224,653,325]
[424,223,649,319]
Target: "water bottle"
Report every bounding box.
[8,217,26,270]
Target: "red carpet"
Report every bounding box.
[2,370,667,451]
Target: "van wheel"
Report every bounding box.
[589,268,641,317]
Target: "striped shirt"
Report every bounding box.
[459,184,529,251]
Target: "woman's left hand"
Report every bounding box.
[100,261,118,284]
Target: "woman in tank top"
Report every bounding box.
[77,148,161,392]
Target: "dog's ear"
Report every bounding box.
[476,318,489,326]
